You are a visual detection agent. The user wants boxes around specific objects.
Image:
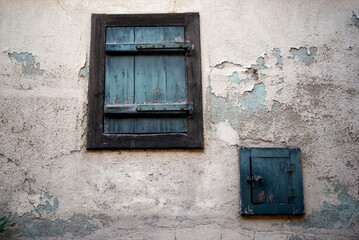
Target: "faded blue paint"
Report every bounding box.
[293,183,359,229]
[352,12,359,30]
[228,72,240,84]
[289,47,318,65]
[272,48,283,68]
[238,83,267,112]
[228,72,256,85]
[251,56,266,69]
[0,212,111,239]
[205,81,269,134]
[277,88,283,95]
[8,52,45,75]
[36,197,59,213]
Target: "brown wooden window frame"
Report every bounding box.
[87,13,203,149]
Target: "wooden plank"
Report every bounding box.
[135,27,184,43]
[165,55,187,132]
[134,55,167,104]
[251,148,290,158]
[134,55,185,133]
[184,13,203,148]
[87,14,106,148]
[238,147,253,215]
[106,27,134,43]
[165,55,186,102]
[105,56,134,105]
[104,14,187,27]
[104,55,135,133]
[251,157,291,204]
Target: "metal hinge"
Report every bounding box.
[288,188,296,198]
[286,163,296,173]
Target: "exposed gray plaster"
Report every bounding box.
[8,52,45,76]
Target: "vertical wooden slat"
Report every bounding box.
[104,56,136,133]
[104,28,136,133]
[133,26,187,133]
[251,157,291,203]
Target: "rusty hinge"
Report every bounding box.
[286,162,296,173]
[288,188,296,198]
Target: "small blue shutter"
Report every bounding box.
[104,27,187,133]
[239,147,304,215]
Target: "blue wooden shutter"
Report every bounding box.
[104,26,187,133]
[239,147,304,215]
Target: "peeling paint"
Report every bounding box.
[293,183,359,229]
[213,61,242,69]
[272,48,283,68]
[251,56,266,70]
[78,54,89,79]
[289,47,318,65]
[228,72,240,84]
[8,52,45,75]
[36,196,59,214]
[352,11,359,30]
[0,212,111,239]
[238,83,267,112]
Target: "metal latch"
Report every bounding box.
[247,175,264,184]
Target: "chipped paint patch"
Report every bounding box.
[36,194,59,214]
[293,183,359,229]
[8,52,45,75]
[0,212,111,239]
[78,54,89,79]
[228,72,240,84]
[352,11,359,30]
[289,47,318,65]
[272,48,283,68]
[238,83,267,112]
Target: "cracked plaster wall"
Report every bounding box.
[0,0,358,239]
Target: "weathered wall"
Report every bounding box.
[0,0,358,239]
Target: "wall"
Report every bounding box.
[0,0,358,239]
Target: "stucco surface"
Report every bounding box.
[0,0,358,239]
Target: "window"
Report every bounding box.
[239,147,304,215]
[87,13,203,149]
